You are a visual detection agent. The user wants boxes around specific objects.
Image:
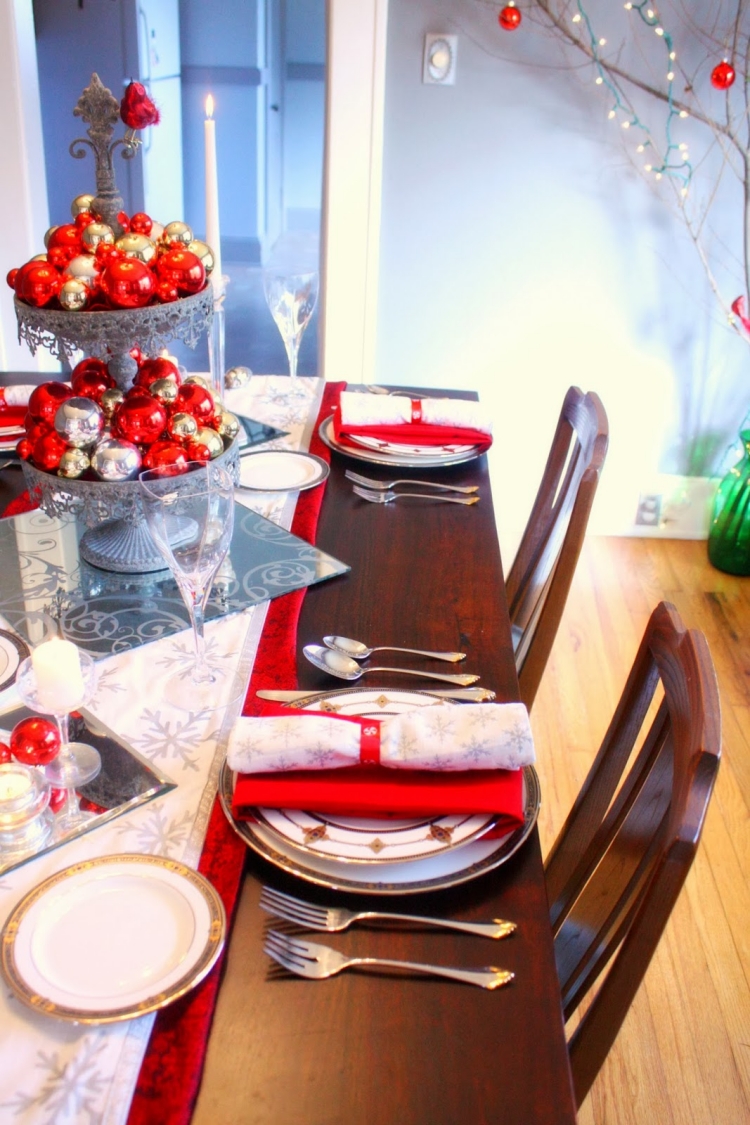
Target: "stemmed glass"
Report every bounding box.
[139,461,240,711]
[15,648,100,832]
[262,236,319,397]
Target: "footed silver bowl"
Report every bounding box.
[21,439,240,574]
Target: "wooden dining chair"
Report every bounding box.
[505,387,608,710]
[544,601,721,1107]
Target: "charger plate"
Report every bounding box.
[1,854,225,1023]
[0,628,30,692]
[219,688,540,895]
[318,415,483,469]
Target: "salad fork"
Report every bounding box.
[353,485,478,507]
[345,469,478,495]
[264,930,514,989]
[260,886,516,940]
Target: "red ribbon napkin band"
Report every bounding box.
[255,703,383,765]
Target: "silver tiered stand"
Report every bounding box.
[14,73,238,574]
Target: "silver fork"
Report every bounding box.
[260,886,516,940]
[264,930,514,990]
[345,469,478,495]
[353,485,478,507]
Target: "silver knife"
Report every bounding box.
[256,687,496,703]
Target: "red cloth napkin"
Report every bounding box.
[233,765,525,830]
[332,396,492,452]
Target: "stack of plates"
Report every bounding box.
[220,688,540,895]
[318,416,483,469]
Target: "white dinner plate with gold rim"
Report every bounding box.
[346,432,476,458]
[237,449,330,492]
[1,854,226,1023]
[219,687,541,895]
[318,416,483,470]
[0,628,30,692]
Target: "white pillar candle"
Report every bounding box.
[204,94,223,286]
[31,637,85,713]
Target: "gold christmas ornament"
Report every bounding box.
[150,377,179,405]
[161,220,193,246]
[167,411,198,440]
[64,254,99,289]
[194,426,224,459]
[183,374,210,389]
[225,365,252,389]
[149,220,165,242]
[71,193,95,218]
[31,253,48,262]
[187,239,215,274]
[58,447,90,479]
[100,387,125,418]
[43,226,59,249]
[59,278,89,311]
[81,222,115,251]
[218,411,240,441]
[115,232,157,264]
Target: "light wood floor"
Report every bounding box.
[531,536,750,1124]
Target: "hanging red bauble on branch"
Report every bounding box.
[711,60,736,90]
[499,4,522,30]
[120,81,161,129]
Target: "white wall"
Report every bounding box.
[375,0,748,555]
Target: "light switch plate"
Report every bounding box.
[423,33,458,85]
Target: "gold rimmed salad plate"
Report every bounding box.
[1,854,225,1023]
[237,449,330,492]
[0,628,30,692]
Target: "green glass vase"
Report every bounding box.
[708,429,750,575]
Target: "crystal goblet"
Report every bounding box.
[139,461,240,712]
[262,238,318,398]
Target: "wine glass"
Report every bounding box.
[262,237,319,397]
[15,648,100,832]
[139,461,240,712]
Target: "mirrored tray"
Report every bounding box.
[0,703,175,876]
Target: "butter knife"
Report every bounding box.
[256,687,496,703]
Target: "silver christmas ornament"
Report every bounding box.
[100,388,125,419]
[194,426,224,459]
[64,254,100,289]
[167,411,198,440]
[218,411,240,441]
[43,226,59,249]
[59,279,89,311]
[91,438,142,481]
[71,193,95,218]
[225,365,252,389]
[81,222,114,251]
[58,447,90,479]
[54,397,104,447]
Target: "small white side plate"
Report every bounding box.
[237,450,330,492]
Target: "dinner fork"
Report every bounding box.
[260,886,516,940]
[345,469,478,495]
[353,485,478,507]
[264,930,514,989]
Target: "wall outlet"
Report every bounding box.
[635,493,662,527]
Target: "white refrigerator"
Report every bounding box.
[136,0,184,226]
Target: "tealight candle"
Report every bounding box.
[0,770,32,802]
[31,637,85,714]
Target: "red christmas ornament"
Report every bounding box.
[72,368,116,402]
[49,788,67,814]
[95,241,121,266]
[74,211,96,230]
[113,392,167,444]
[155,279,179,304]
[120,81,161,129]
[16,437,32,460]
[142,440,190,472]
[14,261,61,308]
[130,212,153,235]
[173,383,216,426]
[72,356,110,382]
[156,248,206,295]
[185,440,211,463]
[130,345,143,365]
[10,717,61,766]
[0,741,10,763]
[28,382,74,426]
[117,210,131,232]
[46,224,84,267]
[6,267,18,290]
[32,431,69,471]
[711,60,736,90]
[136,356,181,390]
[499,4,521,30]
[100,257,156,308]
[25,417,51,443]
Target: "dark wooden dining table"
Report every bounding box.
[191,388,578,1125]
[0,375,577,1124]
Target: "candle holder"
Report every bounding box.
[208,275,230,402]
[0,763,53,861]
[15,652,100,832]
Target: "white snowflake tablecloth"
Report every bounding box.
[0,376,324,1125]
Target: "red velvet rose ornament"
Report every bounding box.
[10,717,61,766]
[120,81,161,129]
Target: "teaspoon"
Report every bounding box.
[303,645,479,686]
[324,635,465,663]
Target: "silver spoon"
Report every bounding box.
[303,645,479,686]
[324,635,465,663]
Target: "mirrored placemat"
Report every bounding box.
[0,704,175,876]
[0,505,348,656]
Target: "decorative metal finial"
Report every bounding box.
[69,73,137,238]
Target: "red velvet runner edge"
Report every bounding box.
[126,380,345,1125]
